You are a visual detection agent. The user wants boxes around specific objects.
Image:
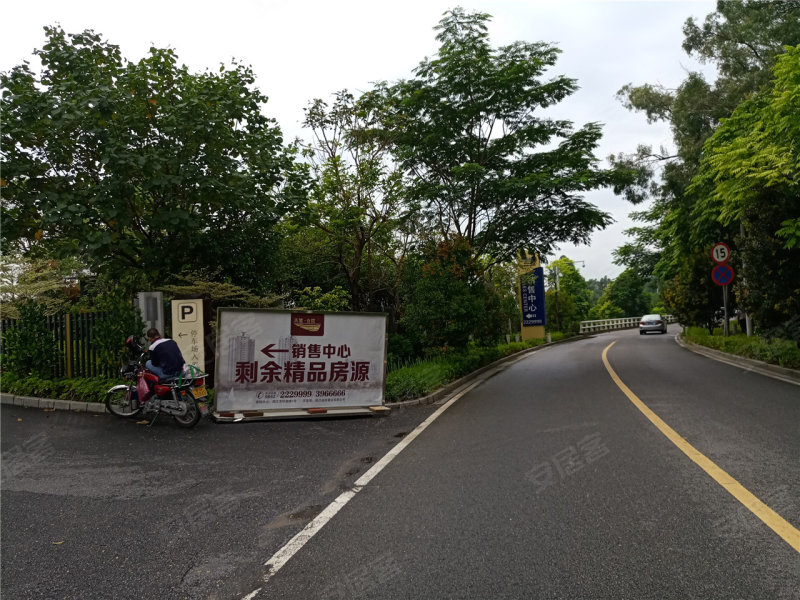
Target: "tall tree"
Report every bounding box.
[299,90,408,311]
[689,47,800,330]
[613,1,800,327]
[1,27,303,291]
[373,8,630,267]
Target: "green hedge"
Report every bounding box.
[0,373,118,403]
[682,327,800,369]
[0,373,217,405]
[385,333,567,403]
[2,333,573,405]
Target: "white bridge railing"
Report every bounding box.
[579,315,677,334]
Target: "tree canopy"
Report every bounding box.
[1,26,303,291]
[612,0,800,332]
[374,8,630,267]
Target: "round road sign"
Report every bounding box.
[712,263,735,286]
[711,242,731,264]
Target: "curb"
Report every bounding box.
[388,334,590,408]
[0,392,108,413]
[0,335,591,415]
[675,335,800,387]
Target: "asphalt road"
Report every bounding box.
[2,329,799,599]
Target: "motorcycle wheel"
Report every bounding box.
[173,397,201,428]
[105,386,142,418]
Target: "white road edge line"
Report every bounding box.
[241,377,486,599]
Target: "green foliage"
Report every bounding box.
[590,269,650,318]
[384,335,564,402]
[777,218,800,249]
[613,1,800,312]
[587,300,625,320]
[0,372,117,402]
[660,250,720,331]
[159,274,283,332]
[546,257,592,325]
[1,26,302,290]
[400,237,502,351]
[0,255,85,319]
[683,327,800,369]
[85,287,145,370]
[295,286,351,312]
[1,300,61,377]
[299,90,407,311]
[545,289,580,334]
[373,8,629,267]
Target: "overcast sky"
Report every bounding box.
[1,0,718,281]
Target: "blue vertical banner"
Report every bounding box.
[521,267,546,326]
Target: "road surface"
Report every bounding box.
[2,329,798,599]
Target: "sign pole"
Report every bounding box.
[722,285,730,337]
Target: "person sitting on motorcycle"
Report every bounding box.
[145,328,185,380]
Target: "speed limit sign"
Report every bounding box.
[711,242,731,264]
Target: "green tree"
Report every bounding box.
[1,27,302,291]
[613,1,800,290]
[590,269,650,318]
[296,286,351,312]
[299,90,407,311]
[586,276,612,305]
[546,257,592,322]
[374,8,630,268]
[1,300,61,378]
[400,237,501,351]
[689,47,800,331]
[659,249,721,332]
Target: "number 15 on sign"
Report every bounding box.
[711,242,730,264]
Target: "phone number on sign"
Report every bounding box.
[255,389,347,401]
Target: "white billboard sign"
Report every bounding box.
[215,309,387,412]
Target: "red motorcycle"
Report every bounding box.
[105,336,210,428]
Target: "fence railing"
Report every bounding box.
[579,315,677,334]
[0,312,117,379]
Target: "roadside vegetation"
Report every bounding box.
[385,334,569,403]
[3,3,797,403]
[682,327,800,370]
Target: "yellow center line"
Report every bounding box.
[602,341,800,554]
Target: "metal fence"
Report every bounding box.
[579,315,677,334]
[0,312,117,379]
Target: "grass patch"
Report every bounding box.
[682,327,800,370]
[385,333,569,403]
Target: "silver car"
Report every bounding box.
[639,314,667,335]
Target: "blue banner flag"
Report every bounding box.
[521,267,546,327]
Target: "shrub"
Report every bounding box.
[1,300,61,378]
[683,327,800,369]
[384,334,572,402]
[0,373,116,403]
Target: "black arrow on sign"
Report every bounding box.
[261,343,289,358]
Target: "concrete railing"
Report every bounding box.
[579,315,677,334]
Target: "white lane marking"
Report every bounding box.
[242,378,486,598]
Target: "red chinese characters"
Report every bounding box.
[233,359,371,385]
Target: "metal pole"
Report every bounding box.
[723,285,730,337]
[65,314,72,379]
[740,222,754,336]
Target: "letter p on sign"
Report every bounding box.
[178,302,198,323]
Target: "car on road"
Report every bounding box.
[639,314,667,335]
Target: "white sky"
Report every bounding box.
[1,0,717,281]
